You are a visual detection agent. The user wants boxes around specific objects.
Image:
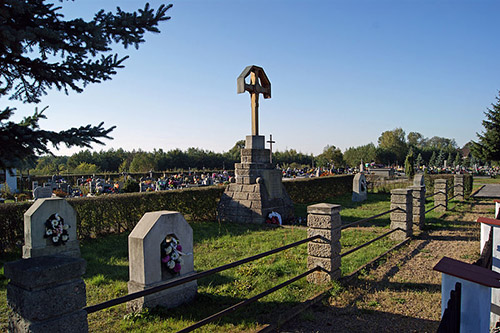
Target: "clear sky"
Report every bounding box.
[8,0,500,156]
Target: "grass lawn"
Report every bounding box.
[1,193,401,332]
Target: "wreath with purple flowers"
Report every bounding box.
[161,235,184,274]
[43,213,69,246]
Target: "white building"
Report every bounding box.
[0,169,18,193]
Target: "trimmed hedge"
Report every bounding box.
[283,175,354,204]
[0,186,225,253]
[0,175,355,253]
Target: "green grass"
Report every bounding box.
[1,193,399,332]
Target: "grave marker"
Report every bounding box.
[33,186,52,200]
[352,173,367,202]
[22,197,80,258]
[128,211,196,311]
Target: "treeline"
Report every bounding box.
[343,129,476,168]
[28,141,316,175]
[26,129,482,176]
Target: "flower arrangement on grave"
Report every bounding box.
[161,236,184,274]
[265,211,282,225]
[43,213,69,246]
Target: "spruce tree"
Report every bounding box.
[404,149,415,179]
[416,153,423,168]
[0,1,172,169]
[429,151,437,167]
[472,91,500,162]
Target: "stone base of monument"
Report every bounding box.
[218,135,294,224]
[127,275,197,312]
[23,239,80,259]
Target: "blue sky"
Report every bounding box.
[8,0,500,156]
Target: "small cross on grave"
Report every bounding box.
[267,134,276,163]
[237,65,271,136]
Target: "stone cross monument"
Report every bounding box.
[218,66,293,224]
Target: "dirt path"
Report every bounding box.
[278,199,495,333]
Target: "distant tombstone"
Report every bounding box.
[33,186,53,200]
[22,197,80,258]
[413,174,425,187]
[128,211,196,312]
[360,160,364,172]
[352,173,367,202]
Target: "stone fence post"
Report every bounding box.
[307,203,341,283]
[454,174,464,201]
[410,185,426,230]
[390,188,413,240]
[5,256,88,332]
[434,179,448,212]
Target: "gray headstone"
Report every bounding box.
[413,174,425,187]
[352,173,367,202]
[33,186,53,200]
[128,211,196,312]
[22,198,80,258]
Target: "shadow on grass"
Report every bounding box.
[126,291,306,331]
[279,303,439,332]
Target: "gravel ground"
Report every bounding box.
[277,199,494,333]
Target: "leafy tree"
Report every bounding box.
[343,143,376,168]
[377,128,407,164]
[0,1,171,169]
[472,91,500,162]
[316,145,344,168]
[129,151,155,173]
[73,162,100,174]
[407,132,424,148]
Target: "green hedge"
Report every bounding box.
[0,175,355,253]
[282,175,354,204]
[0,186,225,253]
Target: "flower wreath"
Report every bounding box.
[44,213,69,246]
[161,236,184,274]
[265,211,282,225]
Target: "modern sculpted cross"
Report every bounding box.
[237,65,271,136]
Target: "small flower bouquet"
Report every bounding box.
[161,236,184,274]
[43,213,69,246]
[265,211,282,225]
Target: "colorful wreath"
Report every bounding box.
[265,211,282,225]
[44,213,69,246]
[161,235,184,274]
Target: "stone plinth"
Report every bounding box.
[434,179,448,212]
[390,188,412,240]
[218,135,294,224]
[410,185,426,230]
[23,198,80,259]
[454,174,464,201]
[5,255,87,333]
[352,173,367,202]
[127,211,196,312]
[307,203,341,284]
